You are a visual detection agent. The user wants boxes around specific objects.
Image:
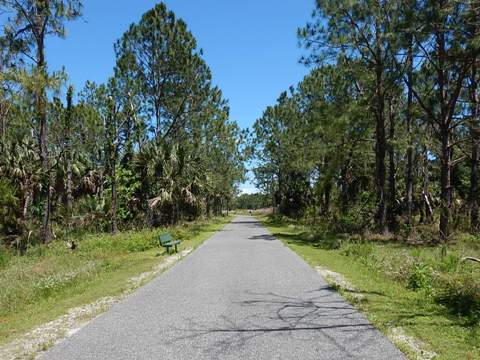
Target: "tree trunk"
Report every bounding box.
[421,145,434,224]
[66,162,73,219]
[374,76,388,234]
[322,181,331,216]
[469,64,480,233]
[436,18,453,247]
[470,124,480,233]
[439,127,452,244]
[388,98,396,229]
[340,165,349,215]
[0,101,6,153]
[111,161,118,234]
[106,97,118,234]
[405,34,414,225]
[23,187,32,220]
[37,35,51,243]
[374,19,388,234]
[65,87,74,225]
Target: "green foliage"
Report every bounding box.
[0,245,10,268]
[332,193,376,233]
[256,0,480,242]
[438,254,461,273]
[308,231,341,250]
[436,271,480,317]
[0,1,245,244]
[406,262,433,292]
[340,241,374,262]
[0,179,18,234]
[104,167,141,225]
[233,193,270,210]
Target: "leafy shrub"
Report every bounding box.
[333,212,366,234]
[0,245,10,268]
[80,230,158,254]
[458,233,480,252]
[0,179,19,236]
[437,254,460,273]
[307,230,341,249]
[341,241,374,260]
[121,232,158,252]
[407,262,433,291]
[329,192,376,234]
[436,272,480,317]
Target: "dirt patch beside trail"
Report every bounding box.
[389,327,437,360]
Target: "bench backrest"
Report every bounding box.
[159,233,173,245]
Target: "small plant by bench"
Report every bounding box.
[158,233,181,254]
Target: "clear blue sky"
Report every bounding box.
[46,0,314,194]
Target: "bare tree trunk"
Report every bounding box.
[374,19,388,234]
[471,133,479,231]
[206,197,211,218]
[405,34,414,225]
[439,127,452,244]
[388,98,396,229]
[111,162,118,234]
[23,187,32,220]
[65,87,74,226]
[0,101,7,153]
[323,181,331,215]
[436,20,453,247]
[37,36,51,243]
[106,97,118,234]
[66,163,73,216]
[470,65,480,233]
[375,71,388,234]
[340,165,349,215]
[421,145,434,223]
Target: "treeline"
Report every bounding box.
[254,0,480,244]
[233,193,270,210]
[0,1,245,249]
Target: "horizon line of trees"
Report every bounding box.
[233,192,271,210]
[254,0,480,245]
[0,1,245,251]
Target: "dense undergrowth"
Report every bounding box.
[0,215,232,344]
[260,213,480,359]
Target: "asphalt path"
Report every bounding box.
[44,216,405,360]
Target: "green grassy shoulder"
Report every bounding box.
[259,214,480,360]
[0,215,233,345]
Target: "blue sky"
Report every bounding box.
[46,0,314,194]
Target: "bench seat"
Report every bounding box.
[159,233,181,253]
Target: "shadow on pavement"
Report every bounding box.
[229,220,265,228]
[247,234,277,241]
[168,288,380,358]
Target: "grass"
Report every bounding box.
[0,215,233,345]
[259,214,480,360]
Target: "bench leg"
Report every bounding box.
[175,244,178,253]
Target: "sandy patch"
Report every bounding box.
[389,327,437,360]
[314,265,364,303]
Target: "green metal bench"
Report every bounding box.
[158,233,181,254]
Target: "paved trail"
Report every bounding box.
[44,216,405,360]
